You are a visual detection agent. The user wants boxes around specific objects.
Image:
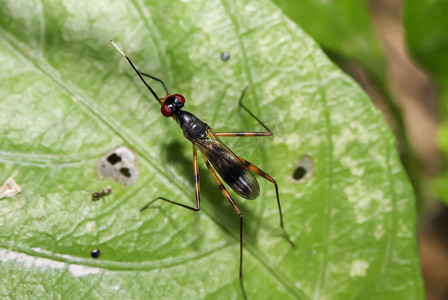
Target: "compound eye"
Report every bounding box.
[161,104,173,117]
[173,94,185,104]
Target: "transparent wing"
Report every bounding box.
[194,127,260,200]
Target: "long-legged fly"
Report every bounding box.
[110,40,295,299]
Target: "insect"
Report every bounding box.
[92,188,112,201]
[110,40,294,299]
[91,249,101,258]
[221,51,230,61]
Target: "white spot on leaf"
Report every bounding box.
[374,224,385,240]
[0,249,64,270]
[350,259,369,277]
[344,181,384,223]
[340,156,365,177]
[96,146,139,186]
[0,177,22,199]
[69,264,101,277]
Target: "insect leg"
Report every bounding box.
[237,156,296,248]
[137,70,170,96]
[140,145,200,212]
[215,131,271,137]
[203,155,247,300]
[215,85,272,137]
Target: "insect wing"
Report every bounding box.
[195,128,260,200]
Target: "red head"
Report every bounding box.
[160,94,185,117]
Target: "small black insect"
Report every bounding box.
[92,188,112,201]
[91,249,100,258]
[111,40,295,299]
[221,51,230,61]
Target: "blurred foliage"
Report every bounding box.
[404,0,448,204]
[272,0,385,78]
[404,0,448,104]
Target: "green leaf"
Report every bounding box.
[0,0,423,299]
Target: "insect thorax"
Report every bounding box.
[177,111,207,141]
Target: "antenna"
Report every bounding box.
[110,40,162,104]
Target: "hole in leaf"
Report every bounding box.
[120,167,131,178]
[292,155,313,182]
[107,153,121,165]
[293,166,307,180]
[96,146,139,186]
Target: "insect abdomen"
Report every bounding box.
[197,134,260,200]
[217,162,260,200]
